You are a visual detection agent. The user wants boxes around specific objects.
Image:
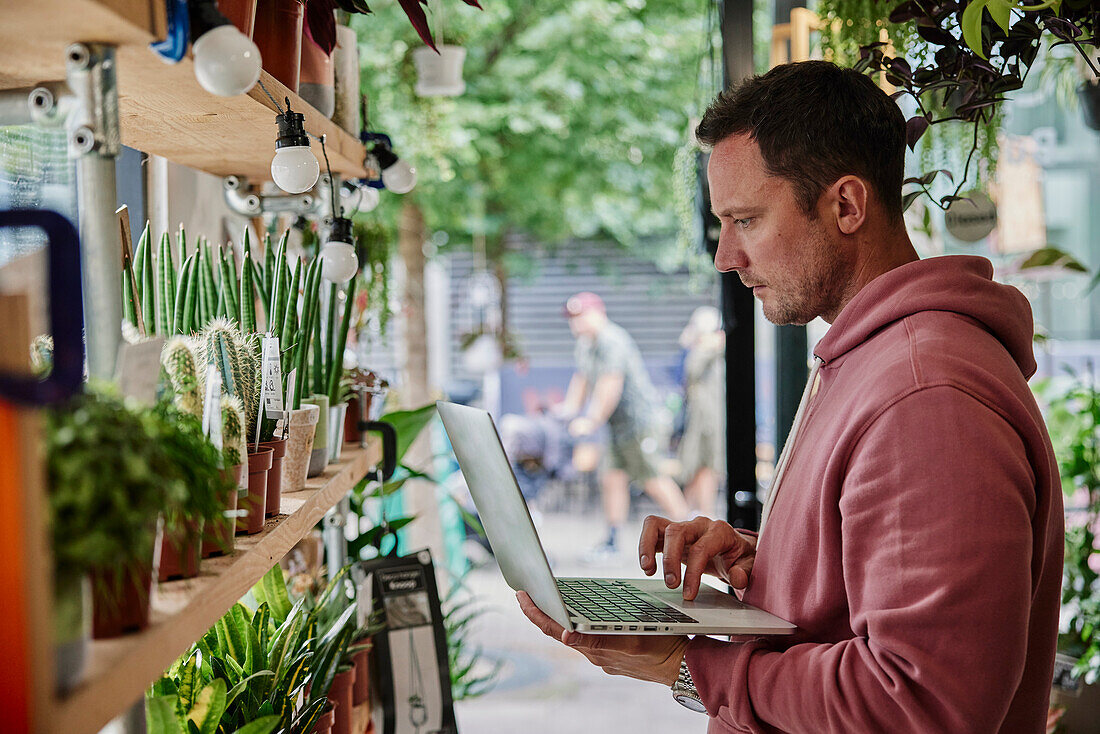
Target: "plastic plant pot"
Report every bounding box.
[328,402,348,463]
[90,530,158,639]
[351,641,371,705]
[158,518,204,581]
[299,23,335,117]
[311,702,336,734]
[219,0,258,36]
[329,665,356,734]
[54,572,89,694]
[259,436,288,516]
[239,447,273,535]
[203,462,242,557]
[253,0,304,92]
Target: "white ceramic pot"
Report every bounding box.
[413,45,466,97]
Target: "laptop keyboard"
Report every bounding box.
[557,578,697,625]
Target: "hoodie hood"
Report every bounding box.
[814,255,1037,378]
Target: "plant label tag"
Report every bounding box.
[202,364,223,452]
[285,368,298,412]
[261,336,284,416]
[357,572,374,630]
[113,337,165,405]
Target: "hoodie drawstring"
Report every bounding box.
[758,356,823,540]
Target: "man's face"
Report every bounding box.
[568,311,601,339]
[708,134,850,325]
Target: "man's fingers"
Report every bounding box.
[517,591,566,640]
[682,533,721,600]
[661,519,705,588]
[638,515,670,575]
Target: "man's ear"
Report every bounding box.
[829,176,869,235]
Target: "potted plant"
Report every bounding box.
[153,400,233,581]
[253,0,305,91]
[1036,370,1100,729]
[46,387,176,640]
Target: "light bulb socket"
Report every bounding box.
[328,216,354,245]
[372,143,400,171]
[189,0,231,40]
[275,108,309,149]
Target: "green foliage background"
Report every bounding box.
[351,0,720,271]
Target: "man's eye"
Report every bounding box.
[734,218,753,229]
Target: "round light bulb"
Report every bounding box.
[271,145,320,194]
[358,185,380,212]
[381,158,417,194]
[321,241,359,283]
[192,25,262,97]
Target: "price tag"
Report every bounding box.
[201,364,223,453]
[113,337,165,405]
[261,335,284,415]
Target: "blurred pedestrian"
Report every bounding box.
[556,292,689,559]
[677,306,725,518]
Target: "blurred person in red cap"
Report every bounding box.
[558,291,690,559]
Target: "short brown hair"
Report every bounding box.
[696,61,906,219]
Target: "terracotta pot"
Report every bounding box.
[203,463,243,557]
[91,533,158,638]
[328,402,348,463]
[329,666,355,734]
[351,641,371,705]
[343,395,360,443]
[299,24,335,117]
[239,447,273,535]
[253,0,304,92]
[303,394,330,477]
[311,702,336,734]
[260,436,288,517]
[54,572,90,694]
[158,518,204,581]
[284,404,320,492]
[219,0,258,36]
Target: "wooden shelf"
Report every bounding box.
[0,0,367,180]
[47,440,381,734]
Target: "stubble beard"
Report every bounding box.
[760,226,847,326]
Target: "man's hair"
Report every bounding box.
[695,61,906,219]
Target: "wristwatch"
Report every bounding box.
[671,657,706,713]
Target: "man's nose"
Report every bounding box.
[713,238,745,274]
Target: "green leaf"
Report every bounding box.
[252,602,272,663]
[145,695,184,734]
[230,716,281,734]
[1018,247,1089,273]
[253,564,293,624]
[226,670,276,710]
[961,0,990,59]
[216,606,249,667]
[987,0,1011,33]
[177,651,200,709]
[186,679,227,734]
[379,403,437,462]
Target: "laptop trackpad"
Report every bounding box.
[633,579,746,611]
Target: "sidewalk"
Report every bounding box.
[452,508,709,734]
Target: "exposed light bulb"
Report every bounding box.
[322,241,358,283]
[271,105,319,194]
[271,146,320,193]
[381,158,417,194]
[321,217,359,283]
[358,185,380,212]
[192,25,261,96]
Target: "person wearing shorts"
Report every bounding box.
[557,291,689,558]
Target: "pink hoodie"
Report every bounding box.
[686,256,1063,733]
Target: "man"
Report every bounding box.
[558,291,690,557]
[519,60,1063,733]
[677,306,726,519]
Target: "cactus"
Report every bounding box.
[327,278,357,404]
[195,318,261,438]
[293,257,322,411]
[220,394,247,468]
[122,251,138,329]
[162,336,203,418]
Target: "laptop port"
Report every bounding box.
[614,625,623,630]
[643,626,657,631]
[628,625,638,631]
[591,625,607,630]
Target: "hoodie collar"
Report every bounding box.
[813,255,1037,378]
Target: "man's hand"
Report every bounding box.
[638,516,757,601]
[516,591,688,686]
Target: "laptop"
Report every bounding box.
[437,401,796,636]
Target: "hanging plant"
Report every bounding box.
[850,0,1100,210]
